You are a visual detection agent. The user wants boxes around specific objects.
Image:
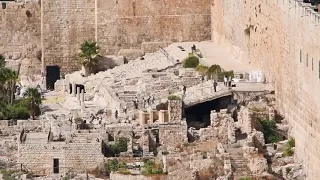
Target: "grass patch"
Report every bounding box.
[168,95,181,100]
[284,137,295,156]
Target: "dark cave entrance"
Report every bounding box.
[184,95,232,129]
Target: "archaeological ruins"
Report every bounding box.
[1,0,320,179]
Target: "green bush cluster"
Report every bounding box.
[183,54,199,68]
[142,159,164,175]
[167,95,181,100]
[0,99,41,120]
[105,159,126,172]
[284,137,295,156]
[0,170,21,180]
[258,119,281,143]
[108,137,129,156]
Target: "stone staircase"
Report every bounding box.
[230,154,251,179]
[228,147,251,179]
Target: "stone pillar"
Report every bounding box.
[162,155,167,173]
[168,100,182,122]
[159,110,166,123]
[72,83,76,97]
[149,111,154,124]
[76,87,80,105]
[80,89,84,108]
[139,111,146,125]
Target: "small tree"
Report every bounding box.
[25,88,42,120]
[79,40,100,76]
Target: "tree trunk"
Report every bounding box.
[82,65,89,77]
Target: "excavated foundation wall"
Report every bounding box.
[211,0,320,179]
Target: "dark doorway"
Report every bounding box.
[46,66,60,90]
[53,158,59,174]
[185,96,232,129]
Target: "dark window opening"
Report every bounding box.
[306,54,308,67]
[300,50,302,63]
[53,158,59,174]
[2,3,6,9]
[312,58,313,70]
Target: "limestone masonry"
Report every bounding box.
[212,0,320,179]
[0,0,211,75]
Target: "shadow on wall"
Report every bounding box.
[94,56,122,73]
[185,96,232,129]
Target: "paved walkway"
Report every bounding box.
[158,81,274,107]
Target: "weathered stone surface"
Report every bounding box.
[212,0,320,178]
[0,1,41,77]
[118,49,144,61]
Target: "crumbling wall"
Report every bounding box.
[0,1,41,77]
[158,123,188,152]
[168,100,182,122]
[212,0,320,178]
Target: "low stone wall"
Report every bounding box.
[18,141,104,175]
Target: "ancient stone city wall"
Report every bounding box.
[211,0,320,179]
[18,141,104,175]
[1,0,211,75]
[0,1,41,77]
[42,0,211,74]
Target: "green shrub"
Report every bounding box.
[287,137,295,147]
[258,119,281,144]
[6,105,29,120]
[207,64,222,75]
[195,64,209,76]
[183,54,199,68]
[283,137,295,156]
[108,137,129,156]
[142,159,164,175]
[168,95,181,100]
[284,146,294,156]
[106,159,119,171]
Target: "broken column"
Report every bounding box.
[162,155,167,173]
[72,82,76,97]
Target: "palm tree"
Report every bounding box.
[0,55,18,105]
[25,87,42,120]
[79,40,100,76]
